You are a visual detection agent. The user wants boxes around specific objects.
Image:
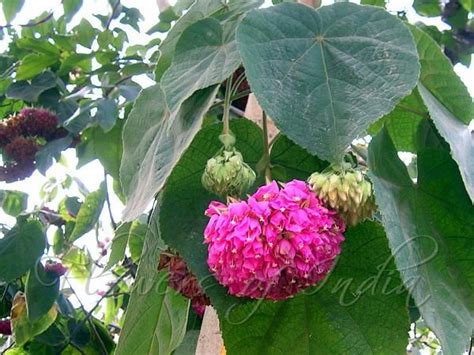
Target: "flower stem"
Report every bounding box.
[262,111,272,184]
[222,75,233,136]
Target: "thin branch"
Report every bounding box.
[59,271,131,353]
[268,133,281,148]
[209,90,251,111]
[0,11,55,30]
[103,171,117,230]
[222,76,233,136]
[230,105,245,117]
[106,0,121,30]
[104,75,133,97]
[64,278,106,355]
[230,70,246,97]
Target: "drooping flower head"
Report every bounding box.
[204,180,345,301]
[308,168,376,226]
[18,108,59,140]
[159,254,210,316]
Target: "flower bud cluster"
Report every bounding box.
[201,147,256,197]
[308,169,376,225]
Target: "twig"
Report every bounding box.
[103,171,117,230]
[59,271,130,353]
[231,71,246,97]
[209,90,251,111]
[105,0,121,30]
[230,105,245,117]
[104,75,133,97]
[63,278,106,354]
[0,11,55,29]
[268,133,281,148]
[222,76,233,136]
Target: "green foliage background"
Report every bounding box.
[0,0,472,354]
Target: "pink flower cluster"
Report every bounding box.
[204,180,345,300]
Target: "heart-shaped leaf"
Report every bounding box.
[120,85,218,221]
[237,2,420,162]
[0,220,46,283]
[161,17,242,113]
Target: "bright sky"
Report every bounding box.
[0,0,472,311]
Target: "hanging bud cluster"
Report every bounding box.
[201,145,256,198]
[308,168,376,226]
[159,253,210,316]
[0,108,70,182]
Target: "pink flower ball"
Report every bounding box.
[204,180,345,301]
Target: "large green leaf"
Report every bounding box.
[411,26,472,125]
[154,0,223,80]
[0,220,46,282]
[360,0,385,6]
[2,0,24,23]
[418,84,474,202]
[368,88,428,153]
[159,119,263,310]
[270,134,328,181]
[368,127,474,354]
[236,2,419,162]
[0,190,28,217]
[105,223,130,272]
[6,71,57,102]
[162,17,241,113]
[116,208,189,355]
[220,222,409,355]
[16,53,58,81]
[94,98,118,132]
[63,0,82,21]
[11,293,57,347]
[25,263,59,321]
[120,85,218,221]
[413,0,442,17]
[69,183,106,241]
[411,26,474,201]
[154,0,261,80]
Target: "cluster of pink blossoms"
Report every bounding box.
[204,180,345,300]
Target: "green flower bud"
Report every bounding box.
[202,147,256,197]
[308,168,377,226]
